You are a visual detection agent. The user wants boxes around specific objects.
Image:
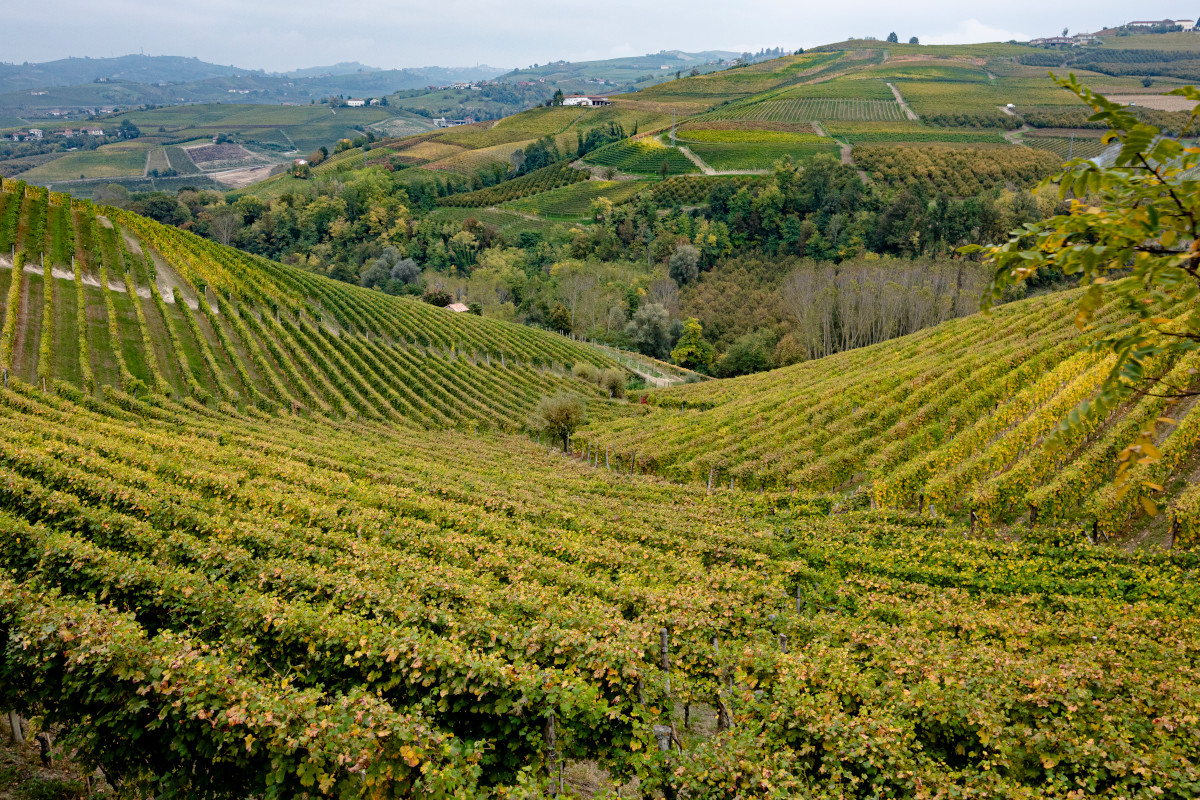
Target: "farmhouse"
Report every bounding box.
[562,95,613,107]
[27,129,42,140]
[1030,36,1076,47]
[84,128,104,136]
[346,98,366,107]
[1126,18,1197,30]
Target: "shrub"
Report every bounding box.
[600,367,627,398]
[572,362,601,383]
[530,393,587,452]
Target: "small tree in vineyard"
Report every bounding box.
[531,393,587,452]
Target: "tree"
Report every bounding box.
[908,36,920,45]
[715,330,775,377]
[979,79,1200,504]
[208,205,243,247]
[390,257,421,285]
[625,302,673,359]
[552,89,565,106]
[1062,27,1069,37]
[422,288,452,307]
[658,158,670,181]
[548,303,572,334]
[668,243,700,285]
[887,32,899,43]
[600,367,626,398]
[530,393,587,452]
[670,318,715,370]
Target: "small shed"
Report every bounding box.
[446,302,470,313]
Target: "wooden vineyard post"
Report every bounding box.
[544,712,558,796]
[715,635,731,732]
[606,447,610,470]
[796,584,802,613]
[707,467,714,494]
[780,634,788,654]
[660,628,670,696]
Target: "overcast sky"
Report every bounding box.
[5,1,1157,71]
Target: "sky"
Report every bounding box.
[4,1,1162,71]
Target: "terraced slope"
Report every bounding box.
[0,179,613,430]
[579,289,1200,543]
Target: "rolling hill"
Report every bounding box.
[2,41,1200,799]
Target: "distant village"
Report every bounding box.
[1030,18,1198,47]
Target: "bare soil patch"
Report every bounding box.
[1108,94,1196,111]
[210,164,278,189]
[185,142,256,165]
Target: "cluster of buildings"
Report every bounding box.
[344,98,383,107]
[7,126,104,142]
[432,116,476,127]
[1030,18,1198,48]
[1125,18,1198,30]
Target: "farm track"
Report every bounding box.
[1002,124,1031,145]
[813,122,870,184]
[675,146,769,177]
[887,83,919,121]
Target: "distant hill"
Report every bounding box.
[280,62,383,78]
[0,55,253,92]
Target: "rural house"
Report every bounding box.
[562,95,613,107]
[346,98,366,107]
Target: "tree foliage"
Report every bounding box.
[670,317,715,370]
[531,392,587,451]
[980,77,1200,500]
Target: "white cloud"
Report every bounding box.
[918,19,1032,45]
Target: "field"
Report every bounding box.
[1,177,1200,797]
[505,179,650,218]
[422,139,532,174]
[581,137,699,175]
[98,103,435,154]
[686,140,841,170]
[19,144,151,182]
[824,121,1007,144]
[1021,135,1114,160]
[853,142,1062,194]
[436,161,591,207]
[700,97,908,123]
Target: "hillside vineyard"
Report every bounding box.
[1,174,1200,796]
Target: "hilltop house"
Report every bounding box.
[562,95,613,107]
[1030,36,1076,47]
[345,98,366,107]
[1127,18,1197,30]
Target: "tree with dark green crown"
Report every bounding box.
[887,32,899,43]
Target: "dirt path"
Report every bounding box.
[678,146,716,176]
[675,146,769,176]
[887,83,919,121]
[1002,124,1030,145]
[813,122,870,184]
[999,105,1017,117]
